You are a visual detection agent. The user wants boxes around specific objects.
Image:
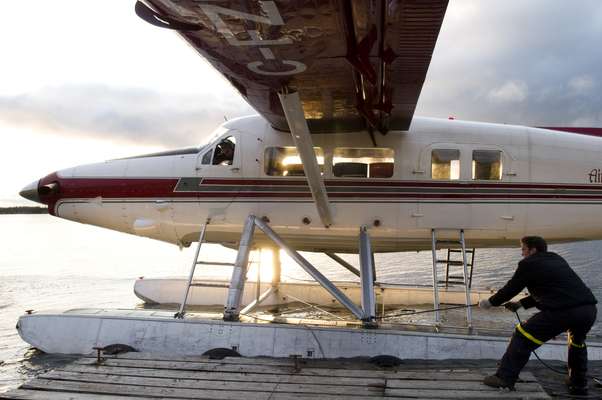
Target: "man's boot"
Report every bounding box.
[566,377,588,396]
[483,374,515,391]
[567,384,588,396]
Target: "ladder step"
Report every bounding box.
[436,240,461,245]
[436,260,465,266]
[448,275,465,279]
[189,283,230,288]
[196,261,235,267]
[448,249,474,253]
[438,280,466,285]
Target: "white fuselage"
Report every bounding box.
[32,116,602,252]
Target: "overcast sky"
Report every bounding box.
[1,0,601,202]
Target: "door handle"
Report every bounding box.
[230,167,240,173]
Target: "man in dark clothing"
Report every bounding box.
[212,138,235,165]
[479,236,597,395]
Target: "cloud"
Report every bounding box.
[488,81,528,103]
[417,0,602,127]
[568,75,596,95]
[0,85,255,148]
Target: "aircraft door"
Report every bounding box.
[215,126,262,224]
[196,133,242,177]
[190,132,243,227]
[415,144,471,230]
[194,128,262,228]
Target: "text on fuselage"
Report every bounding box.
[589,169,602,183]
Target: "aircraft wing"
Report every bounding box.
[137,0,448,133]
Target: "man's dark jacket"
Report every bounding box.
[489,251,597,310]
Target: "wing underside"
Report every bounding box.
[140,0,448,133]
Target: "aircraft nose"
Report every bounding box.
[19,180,41,203]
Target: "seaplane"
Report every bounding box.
[16,1,602,359]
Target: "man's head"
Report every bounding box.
[221,141,234,157]
[520,236,547,258]
[214,139,235,165]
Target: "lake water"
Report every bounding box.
[1,214,601,392]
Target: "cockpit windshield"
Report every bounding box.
[198,126,229,151]
[116,126,232,161]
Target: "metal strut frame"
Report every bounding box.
[224,216,256,321]
[359,226,377,324]
[325,252,360,277]
[278,90,333,227]
[223,215,377,325]
[430,230,441,323]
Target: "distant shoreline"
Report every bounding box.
[0,206,48,214]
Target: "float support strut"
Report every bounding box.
[359,226,377,326]
[224,215,255,321]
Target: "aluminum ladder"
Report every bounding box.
[174,218,235,318]
[441,248,475,289]
[430,229,473,327]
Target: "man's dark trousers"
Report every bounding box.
[497,304,597,386]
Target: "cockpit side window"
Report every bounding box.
[212,136,236,166]
[431,149,460,180]
[201,149,213,165]
[472,150,502,180]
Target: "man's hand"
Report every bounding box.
[504,301,522,312]
[478,299,492,309]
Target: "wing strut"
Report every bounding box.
[278,90,333,227]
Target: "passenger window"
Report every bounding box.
[333,148,394,178]
[212,136,236,165]
[472,150,502,180]
[201,149,213,165]
[431,149,460,180]
[264,147,324,176]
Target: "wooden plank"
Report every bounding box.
[84,353,298,367]
[83,353,504,372]
[386,379,544,392]
[73,358,536,381]
[58,364,387,386]
[0,389,151,400]
[21,379,378,400]
[385,388,550,399]
[84,353,437,371]
[39,370,387,396]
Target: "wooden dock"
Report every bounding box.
[0,352,552,399]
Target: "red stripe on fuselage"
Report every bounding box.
[58,178,180,199]
[38,176,602,208]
